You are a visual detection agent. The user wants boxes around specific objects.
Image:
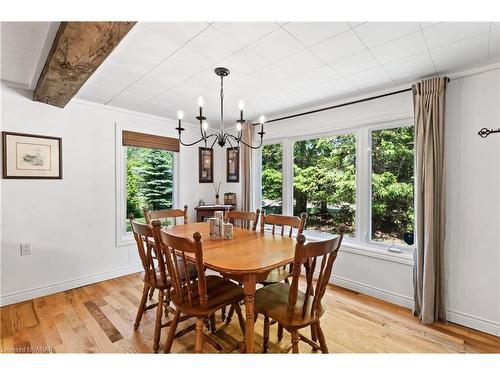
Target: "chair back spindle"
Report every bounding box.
[287,225,345,318]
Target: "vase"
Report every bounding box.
[215,194,220,205]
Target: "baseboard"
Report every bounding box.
[0,264,143,307]
[330,274,415,309]
[446,309,500,337]
[329,274,499,337]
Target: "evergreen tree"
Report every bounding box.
[137,148,173,211]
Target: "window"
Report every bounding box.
[258,119,416,254]
[261,143,283,214]
[293,135,356,237]
[125,146,174,232]
[371,126,414,245]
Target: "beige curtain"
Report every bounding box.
[240,122,254,211]
[412,77,447,324]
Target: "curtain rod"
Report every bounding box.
[252,77,450,126]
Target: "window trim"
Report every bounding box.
[258,116,415,257]
[115,122,179,247]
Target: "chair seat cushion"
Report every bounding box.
[254,283,325,328]
[140,259,197,288]
[260,267,292,285]
[171,275,244,317]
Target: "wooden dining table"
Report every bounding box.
[163,222,296,353]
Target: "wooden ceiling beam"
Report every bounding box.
[33,22,136,108]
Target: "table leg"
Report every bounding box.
[243,275,256,353]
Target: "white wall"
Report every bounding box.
[444,68,500,336]
[0,83,211,305]
[261,67,500,336]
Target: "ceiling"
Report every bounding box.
[1,22,499,124]
[0,22,58,89]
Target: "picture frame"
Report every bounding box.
[198,147,213,183]
[2,131,62,179]
[226,147,239,183]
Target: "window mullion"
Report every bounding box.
[357,127,371,244]
[282,138,293,216]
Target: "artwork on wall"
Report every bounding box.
[2,132,62,179]
[199,147,213,183]
[226,147,239,183]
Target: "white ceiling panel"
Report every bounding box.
[330,50,379,76]
[213,22,280,46]
[353,22,421,48]
[248,28,305,62]
[370,31,428,64]
[0,22,55,88]
[1,21,493,124]
[283,22,350,46]
[430,32,490,73]
[310,30,366,63]
[275,49,324,76]
[423,22,491,49]
[383,52,436,84]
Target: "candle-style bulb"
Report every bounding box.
[202,121,209,131]
[177,110,184,120]
[259,115,265,124]
[197,96,204,108]
[238,100,245,110]
[236,122,242,132]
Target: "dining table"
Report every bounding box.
[163,222,297,353]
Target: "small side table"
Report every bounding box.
[195,205,235,222]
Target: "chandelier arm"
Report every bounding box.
[226,136,238,151]
[209,133,220,149]
[228,133,264,150]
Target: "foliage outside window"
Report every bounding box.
[371,126,414,245]
[293,135,356,237]
[261,144,283,214]
[125,146,174,231]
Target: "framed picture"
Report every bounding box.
[199,147,213,183]
[226,147,239,183]
[2,132,62,179]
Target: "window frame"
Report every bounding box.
[115,122,179,247]
[257,116,415,257]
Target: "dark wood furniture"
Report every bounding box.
[129,218,197,353]
[154,223,246,353]
[195,205,234,222]
[163,222,299,353]
[255,226,345,353]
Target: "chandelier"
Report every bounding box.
[175,67,265,150]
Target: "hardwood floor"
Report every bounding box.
[1,273,499,353]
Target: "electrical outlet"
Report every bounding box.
[20,243,31,256]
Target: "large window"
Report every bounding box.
[261,143,283,214]
[293,134,356,237]
[125,146,174,232]
[371,126,414,245]
[259,120,416,254]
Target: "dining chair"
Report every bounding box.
[224,208,260,231]
[222,209,260,322]
[142,205,188,299]
[144,204,188,226]
[253,210,308,339]
[129,218,197,353]
[254,225,345,353]
[154,223,246,354]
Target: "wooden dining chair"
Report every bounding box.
[142,205,188,299]
[254,225,345,353]
[254,210,308,339]
[154,224,246,354]
[222,209,260,322]
[224,208,260,230]
[144,205,188,226]
[129,218,197,353]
